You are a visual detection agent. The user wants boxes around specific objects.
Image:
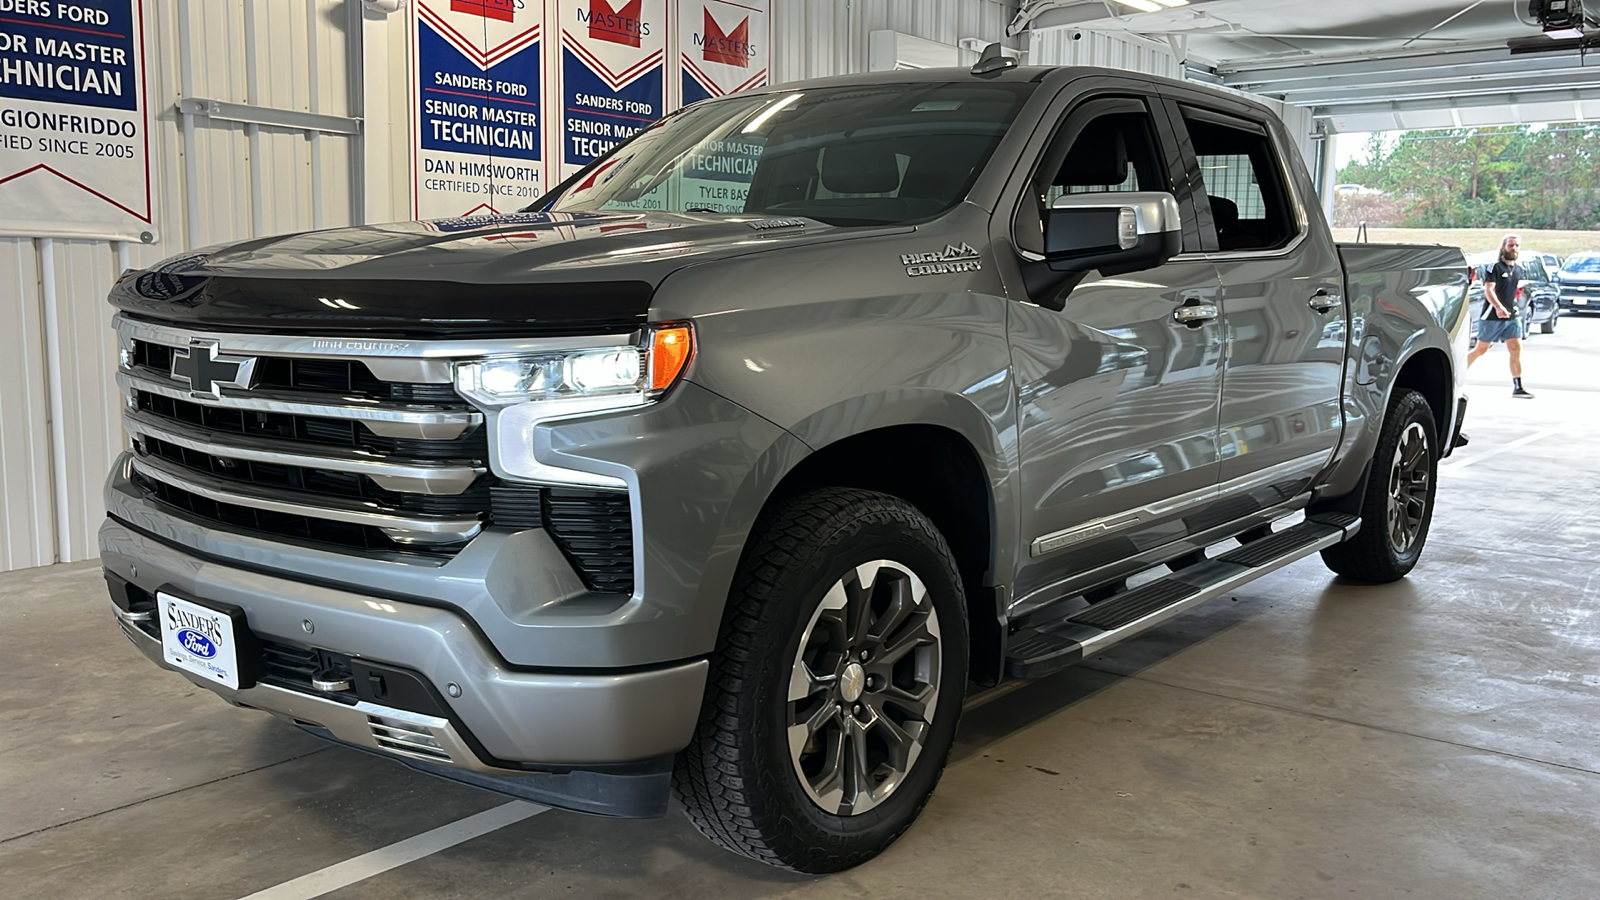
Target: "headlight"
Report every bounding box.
[454,324,695,487]
[457,347,646,409]
[454,324,693,409]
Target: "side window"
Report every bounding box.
[1016,103,1168,252]
[1042,111,1165,209]
[1180,109,1297,252]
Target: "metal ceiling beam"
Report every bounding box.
[1225,50,1596,95]
[1279,68,1600,106]
[1312,84,1600,118]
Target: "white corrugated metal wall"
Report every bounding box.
[1,0,366,572]
[769,0,1017,82]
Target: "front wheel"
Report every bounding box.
[1541,315,1556,334]
[674,488,969,873]
[1320,389,1438,582]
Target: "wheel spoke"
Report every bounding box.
[798,712,848,813]
[789,659,836,702]
[867,710,924,772]
[876,681,935,722]
[843,717,876,812]
[877,615,935,667]
[1402,436,1426,471]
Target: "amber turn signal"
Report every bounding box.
[650,325,694,392]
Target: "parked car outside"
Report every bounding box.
[1557,252,1600,315]
[1467,250,1560,341]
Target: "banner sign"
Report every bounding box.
[556,0,665,181]
[411,0,546,218]
[678,0,767,107]
[0,0,154,240]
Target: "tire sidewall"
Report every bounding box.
[754,507,968,854]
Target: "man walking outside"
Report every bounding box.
[1466,233,1534,398]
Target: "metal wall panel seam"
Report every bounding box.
[308,0,325,230]
[0,240,52,570]
[36,239,68,563]
[244,0,264,238]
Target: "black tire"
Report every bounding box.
[1320,389,1438,583]
[1541,315,1556,334]
[673,487,969,873]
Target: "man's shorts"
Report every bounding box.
[1478,316,1522,342]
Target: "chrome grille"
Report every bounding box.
[118,315,489,554]
[114,314,637,590]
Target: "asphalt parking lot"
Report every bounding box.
[4,314,1598,900]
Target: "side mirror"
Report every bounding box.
[1044,191,1182,275]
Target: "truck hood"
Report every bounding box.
[111,210,870,336]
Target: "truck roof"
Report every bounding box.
[733,65,1275,119]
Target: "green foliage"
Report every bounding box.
[1333,123,1600,230]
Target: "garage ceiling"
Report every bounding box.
[1010,0,1600,131]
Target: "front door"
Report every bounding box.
[1002,96,1226,609]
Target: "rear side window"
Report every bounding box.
[1181,109,1297,252]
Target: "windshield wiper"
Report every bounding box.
[684,206,724,213]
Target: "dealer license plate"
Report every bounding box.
[158,592,243,690]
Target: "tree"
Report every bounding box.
[1334,124,1600,230]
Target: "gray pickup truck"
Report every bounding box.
[103,58,1469,872]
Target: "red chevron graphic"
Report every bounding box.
[420,3,540,70]
[587,0,643,48]
[701,9,750,67]
[564,30,663,91]
[451,0,516,22]
[683,56,765,98]
[0,163,153,222]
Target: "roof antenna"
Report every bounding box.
[971,42,1018,75]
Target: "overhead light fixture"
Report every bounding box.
[1110,0,1188,11]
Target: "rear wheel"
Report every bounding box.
[1321,389,1438,583]
[674,488,968,873]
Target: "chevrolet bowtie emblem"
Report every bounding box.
[170,340,258,398]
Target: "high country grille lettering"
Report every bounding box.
[307,339,414,353]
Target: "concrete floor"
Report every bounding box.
[4,316,1599,899]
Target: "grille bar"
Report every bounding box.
[130,455,482,545]
[125,411,484,496]
[117,370,480,441]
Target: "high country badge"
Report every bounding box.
[902,243,982,277]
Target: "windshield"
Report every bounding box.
[1562,255,1600,274]
[545,83,1034,226]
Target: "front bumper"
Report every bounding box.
[101,516,707,771]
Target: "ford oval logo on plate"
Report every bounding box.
[177,628,218,659]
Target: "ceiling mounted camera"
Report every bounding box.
[1529,0,1590,38]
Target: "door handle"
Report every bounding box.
[1172,303,1219,326]
[1308,290,1343,313]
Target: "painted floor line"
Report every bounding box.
[234,801,547,900]
[1442,424,1566,471]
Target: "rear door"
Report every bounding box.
[1168,99,1346,504]
[997,91,1225,610]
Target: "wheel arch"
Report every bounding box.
[764,422,1007,687]
[1390,346,1453,445]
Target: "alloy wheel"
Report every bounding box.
[786,560,943,816]
[1386,421,1430,555]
